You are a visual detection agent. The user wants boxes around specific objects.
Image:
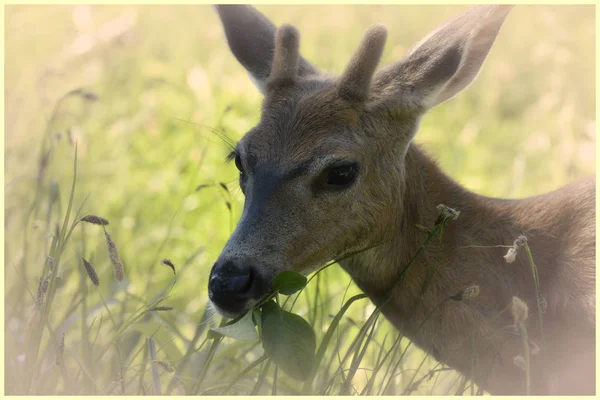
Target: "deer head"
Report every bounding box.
[209,5,513,317]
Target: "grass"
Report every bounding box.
[4,4,595,395]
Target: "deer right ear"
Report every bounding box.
[215,5,319,93]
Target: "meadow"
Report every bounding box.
[4,4,595,395]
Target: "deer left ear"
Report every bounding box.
[373,5,514,111]
[215,5,320,93]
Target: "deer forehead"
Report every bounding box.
[241,126,361,174]
[264,81,362,129]
[239,83,368,168]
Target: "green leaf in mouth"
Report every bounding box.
[260,300,316,381]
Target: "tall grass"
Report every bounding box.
[5,4,594,395]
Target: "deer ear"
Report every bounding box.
[373,5,514,111]
[215,5,319,93]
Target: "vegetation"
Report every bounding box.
[5,5,594,395]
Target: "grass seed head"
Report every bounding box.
[71,88,99,102]
[504,247,517,263]
[105,231,124,281]
[513,354,526,371]
[82,91,99,102]
[37,149,50,185]
[504,235,528,263]
[161,259,176,275]
[511,296,529,324]
[36,276,50,308]
[81,215,110,226]
[148,306,173,312]
[82,258,100,286]
[59,333,65,355]
[514,235,528,247]
[462,285,480,300]
[436,204,460,221]
[55,333,65,365]
[450,285,479,301]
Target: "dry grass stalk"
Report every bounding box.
[104,230,124,281]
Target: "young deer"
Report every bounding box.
[209,5,595,395]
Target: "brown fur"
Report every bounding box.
[212,5,595,395]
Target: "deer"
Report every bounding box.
[208,4,595,395]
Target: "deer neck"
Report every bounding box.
[342,142,492,303]
[339,143,535,387]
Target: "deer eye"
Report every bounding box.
[234,153,244,175]
[324,163,359,189]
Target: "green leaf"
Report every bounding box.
[272,270,307,295]
[260,301,315,381]
[210,311,258,341]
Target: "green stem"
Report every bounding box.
[523,243,544,346]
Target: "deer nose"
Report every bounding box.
[208,260,265,315]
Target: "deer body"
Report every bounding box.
[210,5,596,395]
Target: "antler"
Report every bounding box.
[338,24,388,102]
[267,25,301,89]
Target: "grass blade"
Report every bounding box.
[302,293,368,393]
[147,337,162,395]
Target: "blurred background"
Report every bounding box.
[5,4,595,395]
